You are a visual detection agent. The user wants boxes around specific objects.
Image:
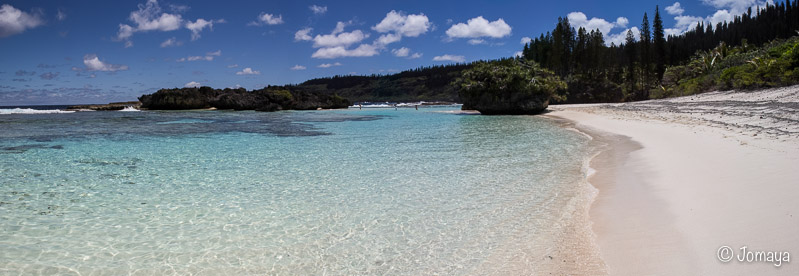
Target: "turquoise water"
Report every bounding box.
[0,107,598,274]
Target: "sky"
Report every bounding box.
[0,0,776,105]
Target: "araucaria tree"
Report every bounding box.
[653,6,666,83]
[639,12,652,100]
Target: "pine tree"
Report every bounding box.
[625,29,636,97]
[653,6,666,83]
[639,12,651,99]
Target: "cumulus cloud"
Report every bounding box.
[0,4,45,38]
[295,27,313,41]
[567,12,628,36]
[249,13,283,26]
[372,10,431,46]
[468,39,486,45]
[514,51,523,57]
[309,5,327,15]
[313,29,368,48]
[707,9,734,27]
[446,16,511,39]
[186,18,223,40]
[160,37,182,47]
[290,65,306,70]
[79,54,129,72]
[311,44,379,59]
[184,81,201,88]
[115,0,222,46]
[236,67,260,75]
[392,47,422,58]
[317,62,342,68]
[666,2,685,15]
[177,50,221,62]
[392,47,410,57]
[520,36,531,45]
[297,22,380,59]
[433,54,465,62]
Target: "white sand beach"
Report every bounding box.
[547,85,799,274]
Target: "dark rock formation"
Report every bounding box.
[138,86,350,111]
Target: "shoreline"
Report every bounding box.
[545,89,799,274]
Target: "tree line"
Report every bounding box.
[521,0,799,102]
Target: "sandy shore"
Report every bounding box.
[546,85,799,274]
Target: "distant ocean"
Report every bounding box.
[0,106,603,274]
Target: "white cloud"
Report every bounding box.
[468,39,486,45]
[707,9,734,27]
[666,15,705,36]
[177,50,221,62]
[186,18,222,40]
[701,0,771,15]
[312,29,368,48]
[81,54,129,72]
[520,36,531,45]
[125,0,182,35]
[295,27,313,41]
[56,9,67,21]
[514,51,523,58]
[615,17,629,28]
[606,27,641,46]
[236,67,260,75]
[0,4,45,38]
[227,64,239,68]
[115,0,222,45]
[309,5,327,15]
[409,53,422,59]
[317,62,342,68]
[184,81,201,88]
[666,2,685,15]
[160,37,181,47]
[250,13,283,26]
[311,44,379,59]
[392,47,410,57]
[372,10,431,43]
[567,12,628,36]
[290,65,306,70]
[446,16,511,39]
[376,33,401,45]
[433,54,465,62]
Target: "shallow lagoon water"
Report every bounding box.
[0,107,597,274]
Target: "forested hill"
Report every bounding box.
[295,63,473,102]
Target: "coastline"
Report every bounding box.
[545,87,799,274]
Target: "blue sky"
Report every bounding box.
[0,0,774,105]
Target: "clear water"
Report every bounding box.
[0,107,599,274]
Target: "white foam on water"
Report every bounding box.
[0,108,75,115]
[119,106,140,112]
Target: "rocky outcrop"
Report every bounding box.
[464,96,550,115]
[138,87,350,111]
[455,60,565,115]
[66,101,141,111]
